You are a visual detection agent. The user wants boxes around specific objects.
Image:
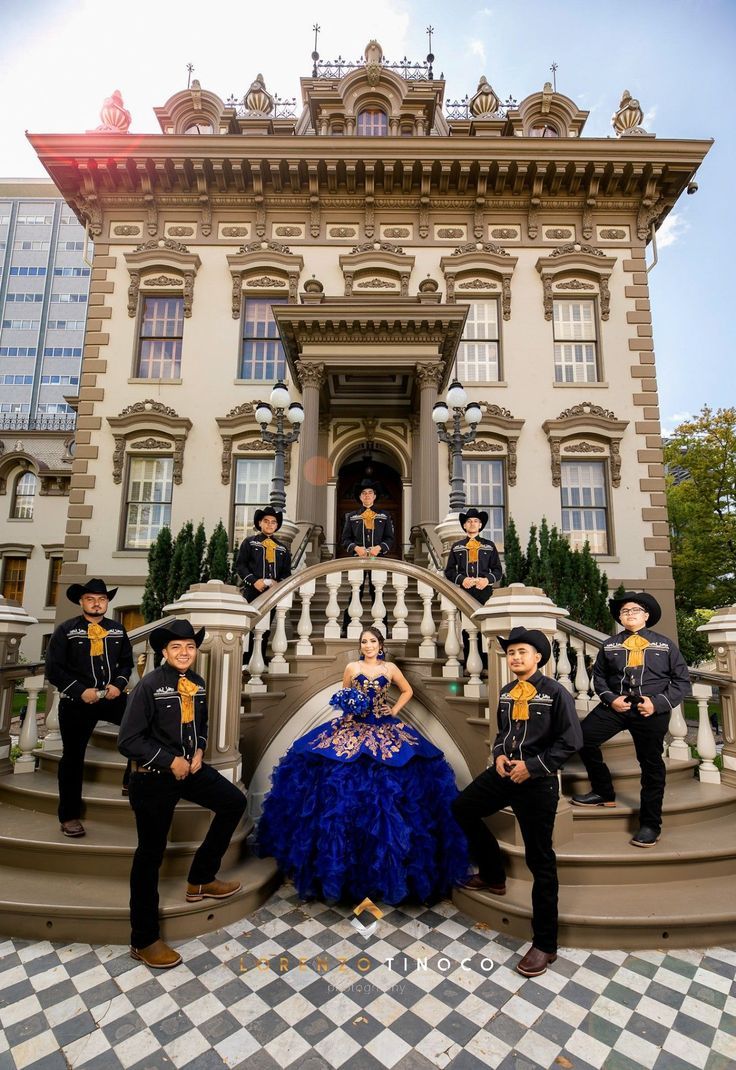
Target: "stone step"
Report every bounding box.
[564,777,736,829]
[37,743,126,786]
[454,870,736,951]
[562,754,698,792]
[0,854,281,944]
[0,800,251,877]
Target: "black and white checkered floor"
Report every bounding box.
[1,884,734,1070]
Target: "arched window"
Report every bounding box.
[357,109,388,136]
[529,124,559,137]
[184,121,214,134]
[12,472,36,519]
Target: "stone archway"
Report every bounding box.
[335,456,403,559]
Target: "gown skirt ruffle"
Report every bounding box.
[257,674,468,904]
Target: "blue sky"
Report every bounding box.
[0,0,731,430]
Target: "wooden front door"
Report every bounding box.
[335,460,403,559]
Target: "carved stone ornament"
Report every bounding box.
[221,226,249,237]
[550,242,606,259]
[112,435,125,484]
[599,276,610,320]
[600,228,627,239]
[469,75,499,117]
[483,403,514,418]
[563,441,605,453]
[555,279,595,291]
[296,362,326,389]
[418,277,439,293]
[612,90,648,136]
[130,438,172,449]
[415,362,445,389]
[127,271,140,317]
[356,278,396,289]
[239,239,292,255]
[93,89,131,133]
[383,227,410,238]
[275,226,302,237]
[558,402,617,421]
[225,402,257,420]
[142,274,182,287]
[167,226,194,237]
[135,237,191,254]
[458,279,497,290]
[172,438,185,484]
[119,399,180,419]
[545,228,573,239]
[246,275,288,287]
[437,228,465,239]
[114,224,142,236]
[452,241,509,258]
[351,239,404,256]
[220,437,232,484]
[329,227,357,238]
[245,73,274,115]
[491,228,518,240]
[542,275,553,320]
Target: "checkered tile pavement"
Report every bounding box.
[1,885,734,1070]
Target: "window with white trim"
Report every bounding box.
[233,458,275,546]
[12,472,37,519]
[553,299,598,383]
[240,298,286,380]
[136,296,184,379]
[561,460,609,554]
[457,299,500,382]
[124,457,173,549]
[463,458,505,548]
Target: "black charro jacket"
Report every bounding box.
[444,537,502,605]
[45,614,133,702]
[117,663,208,770]
[341,509,395,556]
[492,671,583,779]
[236,533,292,602]
[593,628,691,714]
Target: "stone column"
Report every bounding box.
[416,362,444,527]
[164,580,259,784]
[472,582,574,844]
[410,413,422,531]
[698,606,736,789]
[0,597,38,776]
[295,361,326,526]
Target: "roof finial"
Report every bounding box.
[549,61,558,92]
[312,24,321,77]
[186,63,194,89]
[426,25,434,80]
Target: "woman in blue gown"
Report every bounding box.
[257,627,468,904]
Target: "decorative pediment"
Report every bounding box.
[124,239,202,318]
[440,244,518,319]
[107,401,192,485]
[153,83,238,135]
[216,404,286,485]
[227,244,304,317]
[536,244,616,321]
[506,84,589,137]
[339,243,415,297]
[542,402,628,487]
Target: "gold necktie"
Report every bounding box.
[466,537,481,565]
[508,680,537,721]
[262,537,278,565]
[623,633,650,667]
[177,676,199,724]
[359,508,377,532]
[87,623,109,657]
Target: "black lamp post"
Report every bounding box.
[432,380,482,512]
[255,381,304,511]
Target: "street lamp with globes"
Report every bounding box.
[255,381,304,512]
[432,379,482,512]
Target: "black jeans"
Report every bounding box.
[128,764,247,948]
[452,768,560,954]
[578,702,669,832]
[58,700,99,822]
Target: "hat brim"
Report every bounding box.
[353,482,383,502]
[150,624,206,653]
[498,630,551,667]
[253,509,283,530]
[67,583,118,604]
[459,511,488,529]
[608,592,661,628]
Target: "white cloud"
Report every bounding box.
[468,39,487,63]
[478,7,494,14]
[661,411,694,437]
[642,104,658,129]
[657,212,690,250]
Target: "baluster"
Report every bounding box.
[245,617,269,694]
[44,687,61,746]
[463,614,485,699]
[370,569,387,632]
[391,572,409,642]
[556,632,574,694]
[269,596,292,676]
[14,674,43,774]
[417,580,437,660]
[346,572,364,639]
[296,578,316,655]
[693,682,720,783]
[568,636,585,698]
[667,702,690,761]
[441,598,462,679]
[324,572,342,639]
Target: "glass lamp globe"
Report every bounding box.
[255,402,272,425]
[269,381,291,410]
[446,379,467,410]
[287,402,305,424]
[432,401,449,423]
[465,401,482,425]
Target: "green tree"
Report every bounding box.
[167,522,195,604]
[194,521,207,581]
[525,524,541,587]
[141,525,173,623]
[502,517,526,583]
[665,406,736,611]
[180,522,200,593]
[675,609,714,667]
[206,521,231,582]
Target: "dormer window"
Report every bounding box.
[529,124,559,137]
[184,121,214,135]
[357,109,388,136]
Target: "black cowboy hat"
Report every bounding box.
[253,506,283,530]
[608,591,661,628]
[150,619,206,654]
[459,507,488,530]
[353,479,383,502]
[67,578,118,603]
[498,627,552,667]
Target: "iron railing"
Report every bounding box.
[444,95,518,121]
[0,414,76,432]
[312,56,434,81]
[226,95,298,119]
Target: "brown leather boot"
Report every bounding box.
[516,946,557,977]
[60,820,85,837]
[185,878,241,902]
[130,940,182,969]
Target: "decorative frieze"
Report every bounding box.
[328,225,359,239]
[489,226,520,241]
[219,224,250,239]
[598,226,629,241]
[165,225,196,238]
[111,223,143,237]
[108,401,192,485]
[130,438,173,450]
[544,227,574,240]
[435,226,467,240]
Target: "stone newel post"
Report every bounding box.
[164,581,258,785]
[472,583,574,844]
[0,597,38,776]
[698,606,736,789]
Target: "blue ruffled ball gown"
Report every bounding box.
[257,672,468,904]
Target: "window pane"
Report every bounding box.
[125,457,173,548]
[554,342,597,383]
[2,557,26,603]
[12,472,37,518]
[553,300,596,340]
[241,298,286,379]
[463,459,505,548]
[561,462,608,553]
[233,458,275,545]
[458,300,500,382]
[137,297,183,378]
[47,556,62,606]
[357,110,388,136]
